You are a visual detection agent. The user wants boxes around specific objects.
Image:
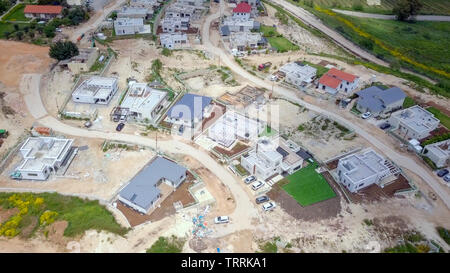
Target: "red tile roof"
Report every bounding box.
[319,74,342,89]
[233,2,251,13]
[327,68,357,83]
[24,5,63,15]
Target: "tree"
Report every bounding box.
[3,31,10,39]
[13,24,19,31]
[44,24,56,37]
[393,0,423,21]
[15,31,23,40]
[49,41,79,61]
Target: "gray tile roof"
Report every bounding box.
[119,156,187,211]
[356,86,406,114]
[167,93,212,122]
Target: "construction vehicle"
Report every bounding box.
[76,33,85,42]
[0,129,8,138]
[258,62,272,71]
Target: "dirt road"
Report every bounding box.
[332,9,450,21]
[66,0,127,41]
[201,2,450,210]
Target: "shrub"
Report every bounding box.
[146,236,185,253]
[49,41,79,61]
[436,227,450,245]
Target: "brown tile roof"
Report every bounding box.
[24,5,63,15]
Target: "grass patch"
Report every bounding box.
[259,125,277,137]
[436,227,450,245]
[422,132,450,146]
[303,61,329,77]
[282,162,336,206]
[402,96,417,108]
[426,107,450,129]
[234,164,249,176]
[146,235,185,253]
[2,4,29,22]
[422,156,438,170]
[258,241,278,253]
[260,24,299,52]
[0,192,128,238]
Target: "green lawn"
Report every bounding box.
[426,107,450,129]
[303,61,329,77]
[260,24,299,52]
[259,125,277,137]
[282,162,336,206]
[308,8,450,93]
[286,0,450,16]
[402,97,417,108]
[2,4,30,22]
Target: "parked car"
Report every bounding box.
[361,112,372,119]
[244,175,256,184]
[270,74,278,81]
[113,115,120,122]
[119,116,127,123]
[83,120,92,128]
[443,174,450,183]
[255,195,269,204]
[251,181,264,191]
[258,62,272,71]
[262,202,276,212]
[437,169,449,177]
[116,122,125,132]
[214,216,229,224]
[178,125,184,134]
[379,123,391,130]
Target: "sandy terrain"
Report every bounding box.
[0,137,155,201]
[0,41,53,157]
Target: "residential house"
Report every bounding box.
[166,93,213,128]
[130,0,158,9]
[72,76,119,105]
[239,0,260,15]
[165,3,196,18]
[117,6,152,19]
[422,140,449,168]
[160,32,189,49]
[232,2,251,20]
[12,137,76,181]
[220,17,259,35]
[63,47,99,74]
[337,148,393,192]
[161,17,190,33]
[118,156,187,214]
[24,5,63,20]
[177,0,204,7]
[208,111,265,147]
[120,82,168,122]
[280,62,317,88]
[318,68,359,95]
[114,18,150,35]
[355,86,406,117]
[240,137,303,180]
[229,31,267,52]
[67,0,86,6]
[389,105,440,140]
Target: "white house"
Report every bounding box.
[229,32,267,52]
[117,6,151,19]
[114,18,151,35]
[280,62,317,88]
[318,68,359,95]
[221,17,258,35]
[240,137,303,180]
[208,111,265,147]
[165,3,195,18]
[161,17,190,33]
[337,148,393,192]
[72,76,118,105]
[130,0,158,8]
[120,82,168,122]
[422,140,449,168]
[13,137,76,181]
[160,32,189,49]
[389,105,440,140]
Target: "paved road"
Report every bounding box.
[332,9,450,22]
[67,0,127,41]
[20,73,258,236]
[201,2,450,210]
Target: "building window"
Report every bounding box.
[28,173,38,177]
